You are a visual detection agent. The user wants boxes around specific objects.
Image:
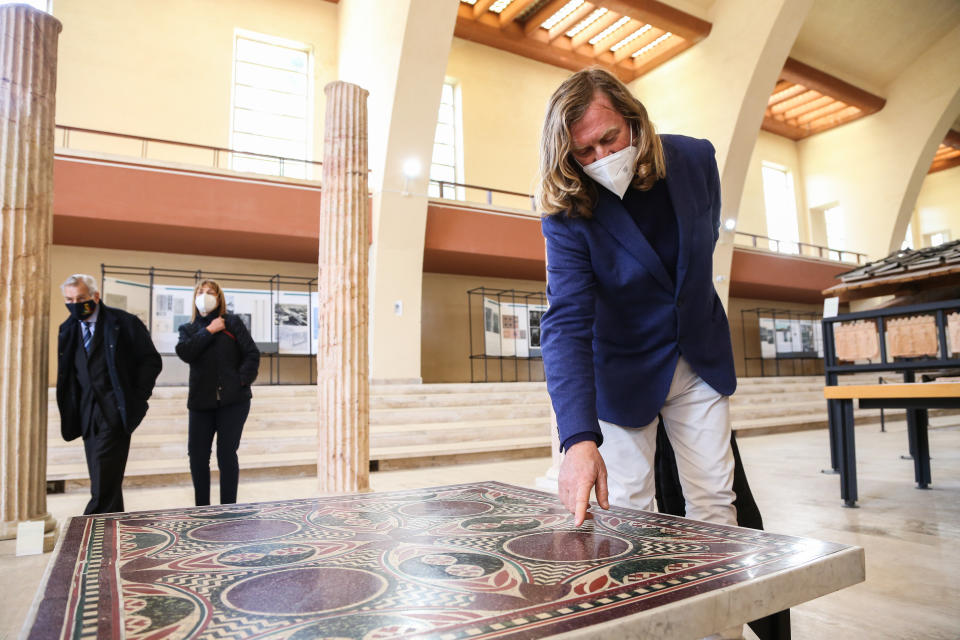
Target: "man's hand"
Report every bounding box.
[206,317,226,334]
[558,440,610,526]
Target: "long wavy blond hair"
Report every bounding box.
[537,68,665,219]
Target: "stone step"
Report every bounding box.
[47,435,552,481]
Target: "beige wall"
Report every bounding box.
[797,24,960,259]
[53,0,338,159]
[49,244,318,386]
[916,165,960,244]
[421,273,546,383]
[446,38,571,200]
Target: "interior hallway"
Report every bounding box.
[3,417,958,640]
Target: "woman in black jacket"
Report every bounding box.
[176,279,260,505]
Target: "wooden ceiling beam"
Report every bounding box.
[569,9,619,48]
[795,101,847,126]
[768,84,808,109]
[944,129,960,150]
[498,0,539,25]
[932,145,956,161]
[454,15,634,83]
[761,116,806,141]
[613,25,661,62]
[472,0,497,17]
[772,80,792,94]
[599,0,710,42]
[930,154,960,173]
[546,2,596,41]
[781,58,885,115]
[523,0,579,35]
[631,33,691,76]
[782,95,834,121]
[769,89,821,115]
[592,17,640,55]
[804,106,862,132]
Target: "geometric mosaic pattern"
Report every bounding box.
[25,482,846,640]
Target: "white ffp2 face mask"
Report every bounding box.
[195,293,218,315]
[580,143,640,199]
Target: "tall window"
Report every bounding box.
[761,163,800,254]
[823,204,846,260]
[901,223,914,251]
[925,230,951,247]
[231,31,312,178]
[429,81,462,199]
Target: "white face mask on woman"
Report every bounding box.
[580,142,639,199]
[195,293,218,315]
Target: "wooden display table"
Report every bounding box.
[823,383,960,507]
[22,482,863,639]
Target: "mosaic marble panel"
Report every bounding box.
[24,482,857,639]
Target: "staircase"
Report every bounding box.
[46,376,951,485]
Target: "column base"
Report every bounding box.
[0,512,57,541]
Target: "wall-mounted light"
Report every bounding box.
[724,218,737,231]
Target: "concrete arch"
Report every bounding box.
[798,23,960,260]
[630,0,813,307]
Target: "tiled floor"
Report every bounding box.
[3,417,959,639]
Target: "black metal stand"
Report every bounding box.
[467,287,546,383]
[101,264,318,385]
[740,307,824,377]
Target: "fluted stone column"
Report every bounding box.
[317,82,370,493]
[0,4,62,539]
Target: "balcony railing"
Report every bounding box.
[429,179,538,214]
[55,125,323,181]
[51,125,870,266]
[734,231,867,265]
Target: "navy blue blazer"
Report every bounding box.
[540,134,736,448]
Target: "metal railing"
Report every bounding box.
[55,125,323,181]
[430,180,537,214]
[734,231,867,264]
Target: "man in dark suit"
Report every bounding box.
[57,274,162,514]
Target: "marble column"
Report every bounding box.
[316,82,370,494]
[0,4,62,539]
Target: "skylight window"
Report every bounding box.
[633,31,672,57]
[610,24,652,51]
[566,8,607,37]
[589,15,630,45]
[540,0,585,30]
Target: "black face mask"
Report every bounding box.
[66,299,97,321]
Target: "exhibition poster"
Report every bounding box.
[222,288,273,344]
[483,298,501,357]
[152,285,195,353]
[103,277,150,327]
[758,318,776,359]
[276,290,311,354]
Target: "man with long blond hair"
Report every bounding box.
[539,69,737,530]
[538,68,745,639]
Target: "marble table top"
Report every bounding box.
[22,481,864,639]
